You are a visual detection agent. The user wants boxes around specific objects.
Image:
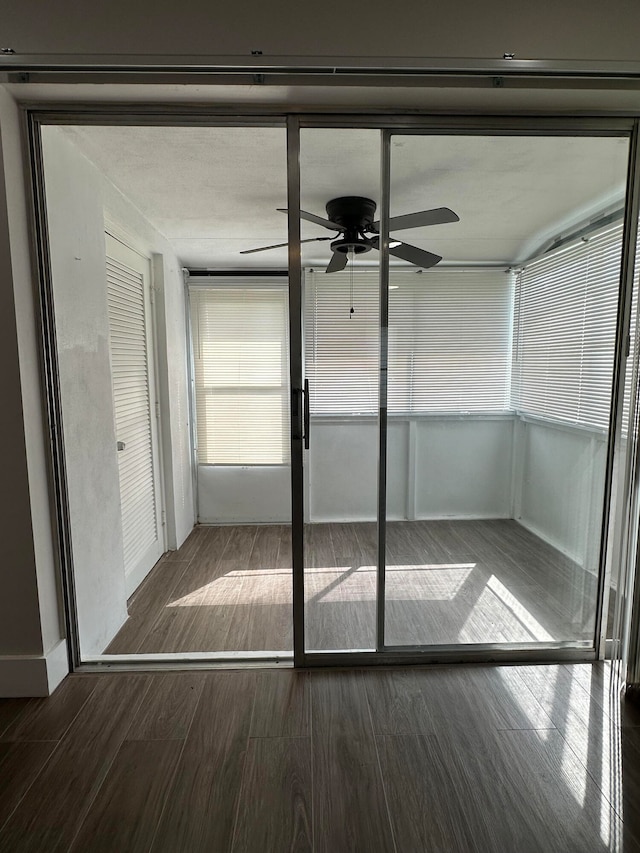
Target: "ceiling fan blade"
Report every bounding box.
[371,236,442,268]
[240,236,332,255]
[277,208,343,231]
[325,251,348,273]
[371,207,459,233]
[388,241,442,268]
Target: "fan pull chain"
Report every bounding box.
[349,248,355,318]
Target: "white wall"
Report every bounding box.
[515,417,607,570]
[42,128,129,658]
[198,466,291,524]
[200,410,604,579]
[0,89,67,695]
[414,417,514,519]
[306,412,603,570]
[307,415,513,523]
[307,419,377,522]
[307,418,409,522]
[41,127,194,656]
[198,415,513,524]
[197,416,512,524]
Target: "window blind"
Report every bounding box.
[304,267,513,415]
[190,281,290,464]
[387,268,514,412]
[304,270,380,414]
[511,225,623,430]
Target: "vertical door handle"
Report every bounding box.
[303,378,310,450]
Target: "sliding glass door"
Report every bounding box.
[298,127,381,652]
[380,131,630,653]
[292,119,637,663]
[28,108,640,669]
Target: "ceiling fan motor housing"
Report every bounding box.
[326,196,377,255]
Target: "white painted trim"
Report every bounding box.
[510,416,526,520]
[45,639,70,693]
[415,513,509,521]
[0,639,69,697]
[407,419,418,521]
[197,514,292,524]
[152,254,178,549]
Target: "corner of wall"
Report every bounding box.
[0,88,68,696]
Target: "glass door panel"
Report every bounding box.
[382,132,630,649]
[606,214,640,650]
[41,122,294,661]
[300,127,381,652]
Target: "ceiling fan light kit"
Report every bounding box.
[242,195,460,273]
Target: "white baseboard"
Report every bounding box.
[125,559,155,598]
[308,513,509,523]
[0,639,69,697]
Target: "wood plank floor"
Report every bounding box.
[1,663,640,852]
[105,520,597,655]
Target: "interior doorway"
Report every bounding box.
[33,113,640,668]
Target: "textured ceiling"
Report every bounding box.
[60,124,629,269]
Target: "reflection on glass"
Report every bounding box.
[383,134,629,647]
[42,124,295,658]
[606,231,640,643]
[301,128,381,651]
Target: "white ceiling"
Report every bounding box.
[60,123,629,270]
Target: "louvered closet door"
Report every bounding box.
[105,234,164,597]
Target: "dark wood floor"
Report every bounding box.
[105,519,597,655]
[0,663,639,851]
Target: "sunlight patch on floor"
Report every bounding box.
[167,562,477,607]
[168,569,293,606]
[485,574,554,642]
[308,564,476,602]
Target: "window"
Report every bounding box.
[511,225,623,431]
[304,267,514,415]
[190,280,290,464]
[387,268,514,412]
[304,270,380,414]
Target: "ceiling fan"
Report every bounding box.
[240,195,460,273]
